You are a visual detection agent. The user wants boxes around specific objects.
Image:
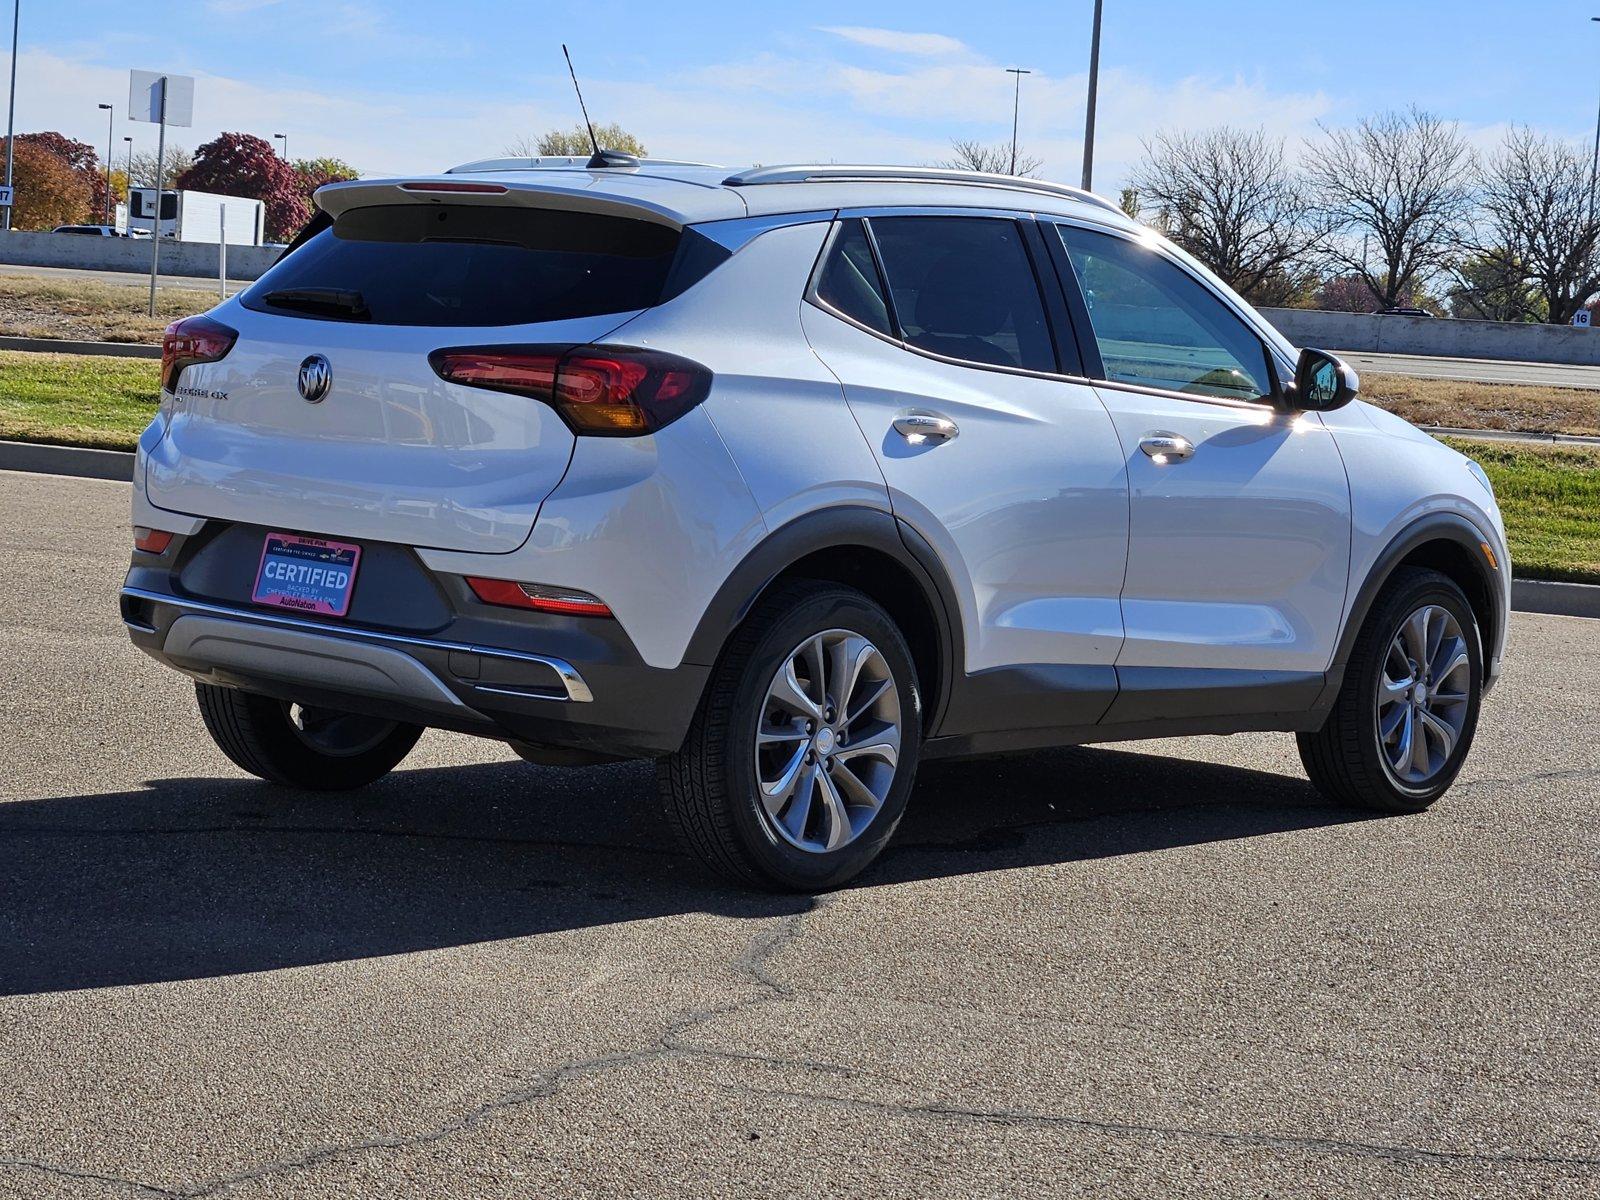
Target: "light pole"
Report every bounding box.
[273,132,287,161]
[97,102,113,225]
[1005,67,1031,176]
[1590,18,1600,223]
[1081,0,1104,192]
[3,0,18,232]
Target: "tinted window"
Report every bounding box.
[815,218,892,335]
[1056,224,1273,401]
[869,216,1054,372]
[241,204,707,327]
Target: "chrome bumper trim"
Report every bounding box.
[119,586,594,703]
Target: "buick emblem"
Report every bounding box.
[297,354,332,403]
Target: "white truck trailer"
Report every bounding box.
[126,188,266,245]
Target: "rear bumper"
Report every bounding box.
[121,579,707,761]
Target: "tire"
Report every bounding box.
[659,582,922,891]
[1298,567,1483,813]
[194,683,423,791]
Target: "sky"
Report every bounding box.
[5,0,1600,192]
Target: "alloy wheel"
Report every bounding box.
[754,629,902,853]
[1376,603,1472,787]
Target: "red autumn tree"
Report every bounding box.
[177,132,310,241]
[14,131,108,221]
[0,138,92,229]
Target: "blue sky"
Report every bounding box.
[7,0,1600,189]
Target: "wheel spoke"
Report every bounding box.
[1379,700,1408,741]
[845,676,892,725]
[827,635,870,718]
[816,769,852,851]
[781,765,817,840]
[1408,706,1432,776]
[1430,637,1469,688]
[835,721,900,770]
[757,722,808,746]
[830,759,883,812]
[1390,706,1414,771]
[769,659,823,720]
[761,742,809,815]
[802,636,828,711]
[1381,672,1415,699]
[1403,608,1431,668]
[1418,707,1458,761]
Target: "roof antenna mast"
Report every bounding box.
[562,44,605,167]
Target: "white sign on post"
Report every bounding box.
[0,185,13,208]
[1573,309,1592,328]
[128,70,195,316]
[128,70,194,127]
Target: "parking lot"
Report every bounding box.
[0,467,1595,1198]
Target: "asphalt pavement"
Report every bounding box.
[1338,349,1600,391]
[0,469,1596,1199]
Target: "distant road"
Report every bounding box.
[0,261,247,294]
[1338,349,1600,391]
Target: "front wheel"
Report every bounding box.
[195,683,423,790]
[659,582,922,891]
[1298,567,1483,813]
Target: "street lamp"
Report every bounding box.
[273,132,287,160]
[97,102,113,225]
[122,134,132,231]
[3,0,18,232]
[1005,67,1031,176]
[1081,0,1104,192]
[1590,17,1600,222]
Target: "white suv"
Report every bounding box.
[122,157,1510,890]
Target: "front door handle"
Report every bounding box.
[1139,432,1194,462]
[893,412,959,442]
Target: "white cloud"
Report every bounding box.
[819,27,971,58]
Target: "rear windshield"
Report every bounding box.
[241,203,724,327]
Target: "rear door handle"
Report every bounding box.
[1139,432,1193,462]
[893,412,959,442]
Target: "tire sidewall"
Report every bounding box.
[721,589,921,891]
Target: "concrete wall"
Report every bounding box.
[1260,307,1600,366]
[0,230,279,281]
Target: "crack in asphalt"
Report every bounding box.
[0,898,826,1198]
[721,1083,1600,1172]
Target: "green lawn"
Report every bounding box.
[1444,437,1600,584]
[0,351,159,451]
[0,351,1595,584]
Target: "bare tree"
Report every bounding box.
[1467,127,1600,325]
[505,123,647,158]
[1305,108,1474,311]
[941,139,1041,177]
[127,145,193,189]
[1132,127,1327,306]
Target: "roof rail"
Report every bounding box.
[721,164,1122,214]
[447,154,718,175]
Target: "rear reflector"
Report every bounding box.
[133,527,174,555]
[400,181,509,194]
[465,577,612,617]
[161,315,237,393]
[430,344,712,436]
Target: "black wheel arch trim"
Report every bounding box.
[1333,512,1502,673]
[681,505,964,733]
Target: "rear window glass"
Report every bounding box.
[241,203,717,327]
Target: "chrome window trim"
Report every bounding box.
[119,587,594,703]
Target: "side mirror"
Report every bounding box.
[1288,347,1358,412]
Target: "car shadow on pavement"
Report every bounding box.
[0,745,1363,996]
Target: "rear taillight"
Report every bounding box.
[465,577,612,617]
[133,526,174,555]
[430,345,712,436]
[161,315,237,392]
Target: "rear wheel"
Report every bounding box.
[659,582,921,891]
[1299,567,1483,813]
[194,683,422,790]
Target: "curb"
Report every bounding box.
[2,440,1597,621]
[0,336,161,359]
[1510,579,1600,620]
[1426,425,1600,447]
[0,439,134,482]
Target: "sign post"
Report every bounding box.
[128,70,194,317]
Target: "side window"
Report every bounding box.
[814,218,893,336]
[1056,224,1273,401]
[869,216,1055,372]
